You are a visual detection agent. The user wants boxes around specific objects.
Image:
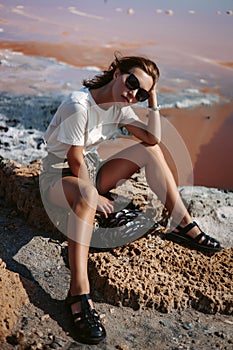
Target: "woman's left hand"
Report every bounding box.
[148,84,158,107]
[97,195,114,218]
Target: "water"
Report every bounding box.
[0,0,233,189]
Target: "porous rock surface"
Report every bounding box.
[0,259,29,342]
[89,238,233,314]
[0,157,232,323]
[0,157,67,234]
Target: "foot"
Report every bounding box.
[166,221,222,252]
[66,292,106,345]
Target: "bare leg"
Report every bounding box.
[97,142,200,238]
[47,176,98,312]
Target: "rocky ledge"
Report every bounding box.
[0,259,29,342]
[0,157,232,344]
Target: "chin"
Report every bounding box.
[121,96,130,105]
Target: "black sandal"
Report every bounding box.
[66,292,106,345]
[165,221,222,253]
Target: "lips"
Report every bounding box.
[121,94,130,103]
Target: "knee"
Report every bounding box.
[73,183,98,209]
[144,143,164,159]
[81,183,98,204]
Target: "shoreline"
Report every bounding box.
[0,40,126,70]
[1,39,233,73]
[0,44,233,190]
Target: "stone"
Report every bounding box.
[0,157,66,234]
[89,239,233,314]
[0,259,29,342]
[0,157,233,317]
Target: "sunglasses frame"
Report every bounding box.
[124,71,150,102]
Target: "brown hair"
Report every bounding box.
[83,52,160,90]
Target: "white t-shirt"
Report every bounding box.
[45,88,139,159]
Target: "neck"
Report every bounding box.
[90,82,114,106]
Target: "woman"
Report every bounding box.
[40,53,222,344]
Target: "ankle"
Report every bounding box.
[70,287,90,296]
[174,218,192,227]
[70,280,90,297]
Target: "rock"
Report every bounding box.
[127,8,134,15]
[179,186,233,248]
[89,238,233,314]
[0,259,29,342]
[0,157,66,234]
[116,344,130,350]
[0,157,233,317]
[165,10,173,16]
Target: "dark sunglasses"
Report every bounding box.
[124,72,150,102]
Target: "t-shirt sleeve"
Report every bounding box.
[57,102,87,146]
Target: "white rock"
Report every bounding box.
[127,8,134,15]
[165,10,173,16]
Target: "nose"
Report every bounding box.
[127,89,137,101]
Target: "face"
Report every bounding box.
[112,67,154,105]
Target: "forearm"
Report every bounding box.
[67,146,93,184]
[146,108,161,144]
[146,90,161,143]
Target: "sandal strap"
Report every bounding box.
[72,308,100,321]
[194,231,208,243]
[67,293,101,325]
[72,311,83,321]
[195,231,220,247]
[178,222,221,248]
[66,292,106,344]
[66,292,91,306]
[176,221,197,235]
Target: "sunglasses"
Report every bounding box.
[124,72,150,102]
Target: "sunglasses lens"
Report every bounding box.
[136,89,150,102]
[125,74,139,90]
[125,73,150,102]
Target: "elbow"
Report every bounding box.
[144,135,161,146]
[148,139,160,146]
[144,130,161,146]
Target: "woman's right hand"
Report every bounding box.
[97,195,114,218]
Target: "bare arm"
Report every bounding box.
[67,145,92,183]
[125,86,161,145]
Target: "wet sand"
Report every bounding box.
[0,40,116,69]
[160,103,233,190]
[1,39,233,73]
